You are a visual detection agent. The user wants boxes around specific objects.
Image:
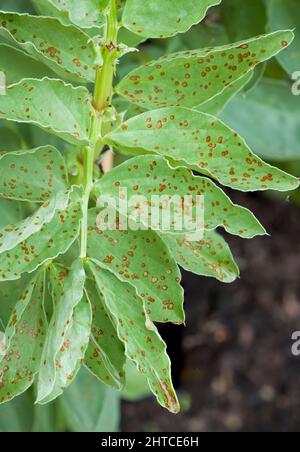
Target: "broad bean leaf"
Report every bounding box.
[0,12,101,83]
[87,209,184,324]
[36,260,90,404]
[221,0,266,93]
[0,191,70,254]
[161,230,239,283]
[267,0,300,74]
[60,366,120,433]
[122,0,222,39]
[116,31,294,110]
[94,155,266,238]
[36,0,108,30]
[196,72,253,115]
[0,146,68,202]
[89,262,180,414]
[0,275,30,327]
[0,78,92,145]
[42,292,91,405]
[221,79,300,161]
[84,277,125,390]
[0,188,82,281]
[0,271,47,404]
[107,107,299,192]
[0,44,56,86]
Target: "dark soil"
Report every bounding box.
[121,192,300,432]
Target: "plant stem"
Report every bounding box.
[80,0,118,259]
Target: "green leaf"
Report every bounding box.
[221,78,300,161]
[0,390,34,431]
[0,12,102,83]
[116,31,294,110]
[161,230,239,283]
[196,72,253,115]
[0,78,92,145]
[88,262,180,414]
[221,0,267,92]
[267,0,300,74]
[122,0,222,38]
[36,0,108,30]
[0,275,30,327]
[107,107,299,192]
[84,277,125,390]
[94,155,266,238]
[0,146,68,202]
[0,191,70,254]
[0,271,47,404]
[87,209,184,324]
[60,366,120,433]
[0,187,82,282]
[36,259,90,404]
[0,44,56,86]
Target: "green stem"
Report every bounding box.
[80,146,95,258]
[80,0,119,259]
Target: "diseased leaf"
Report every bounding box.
[0,12,102,83]
[60,366,120,433]
[0,188,82,282]
[0,271,47,404]
[161,230,239,283]
[84,277,125,390]
[221,77,300,161]
[94,155,266,238]
[87,209,184,324]
[36,260,90,404]
[123,0,222,39]
[196,72,253,116]
[267,0,300,74]
[89,262,180,414]
[0,191,70,254]
[221,0,267,93]
[116,31,294,110]
[107,107,299,192]
[36,0,108,30]
[0,146,68,202]
[0,275,30,327]
[0,78,92,145]
[0,44,56,86]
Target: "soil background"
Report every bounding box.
[122,192,300,432]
